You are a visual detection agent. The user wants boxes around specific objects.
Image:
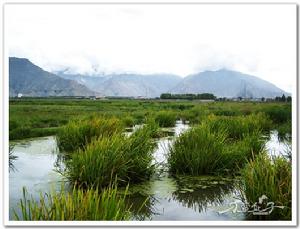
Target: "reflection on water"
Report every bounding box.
[9,122,289,221]
[265,130,291,159]
[125,175,244,221]
[9,146,18,172]
[9,136,63,219]
[125,120,245,220]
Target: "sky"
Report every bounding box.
[5,4,296,92]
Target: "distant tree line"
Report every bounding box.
[160,93,216,100]
[274,94,292,102]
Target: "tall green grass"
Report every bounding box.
[168,123,227,175]
[66,123,158,188]
[154,111,177,127]
[57,117,123,152]
[204,113,271,140]
[241,152,291,220]
[217,132,265,174]
[277,120,292,141]
[13,185,130,221]
[168,115,267,175]
[262,105,291,124]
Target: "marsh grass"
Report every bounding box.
[262,105,291,124]
[168,123,227,175]
[122,115,135,127]
[204,113,271,140]
[13,185,130,221]
[66,123,158,188]
[57,117,123,152]
[168,115,267,176]
[277,121,292,141]
[217,132,265,174]
[241,152,291,220]
[154,111,177,127]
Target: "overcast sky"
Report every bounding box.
[5,4,296,92]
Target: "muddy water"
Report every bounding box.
[9,124,289,221]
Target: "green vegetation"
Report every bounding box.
[66,123,158,188]
[204,113,271,140]
[160,93,216,100]
[168,123,227,175]
[154,111,177,127]
[277,120,292,141]
[168,113,269,176]
[10,98,291,141]
[241,152,291,220]
[13,185,130,220]
[57,117,123,152]
[9,98,292,221]
[262,104,291,124]
[218,132,265,173]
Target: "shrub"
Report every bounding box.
[66,123,158,188]
[168,123,227,175]
[13,185,130,220]
[154,111,177,127]
[57,117,123,152]
[241,152,291,220]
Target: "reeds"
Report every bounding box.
[204,113,271,140]
[217,132,265,174]
[241,152,291,220]
[57,117,123,152]
[168,114,268,175]
[66,123,158,188]
[262,105,291,124]
[154,111,177,127]
[13,185,130,221]
[168,123,227,175]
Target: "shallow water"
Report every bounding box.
[265,130,291,158]
[9,124,288,221]
[9,136,63,219]
[125,121,245,220]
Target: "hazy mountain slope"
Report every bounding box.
[10,57,288,98]
[55,72,109,93]
[58,72,182,97]
[171,69,288,98]
[9,57,96,97]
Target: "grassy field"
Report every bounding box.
[9,98,291,140]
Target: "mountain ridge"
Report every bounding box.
[9,57,289,98]
[9,57,97,97]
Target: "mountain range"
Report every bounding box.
[9,57,96,97]
[9,57,288,98]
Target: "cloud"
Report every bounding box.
[5,4,296,92]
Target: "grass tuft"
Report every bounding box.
[66,122,158,188]
[168,123,227,175]
[241,152,291,220]
[154,111,177,127]
[57,116,123,152]
[13,185,130,221]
